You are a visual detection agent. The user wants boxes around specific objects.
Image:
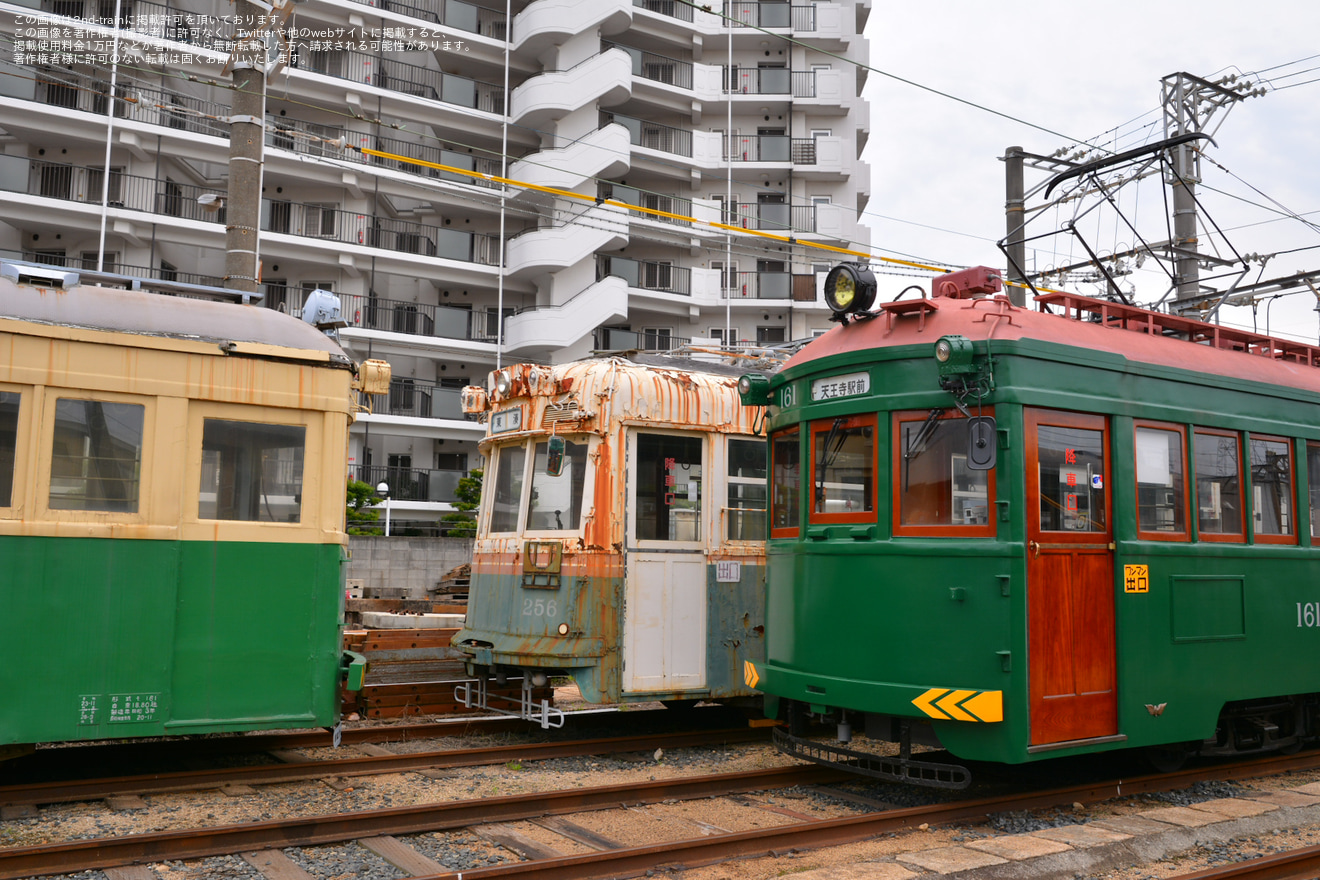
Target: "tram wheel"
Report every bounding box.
[1145,743,1193,773]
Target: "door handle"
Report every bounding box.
[1029,540,1040,558]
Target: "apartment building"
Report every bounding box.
[0,0,872,531]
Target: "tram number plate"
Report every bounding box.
[1123,564,1149,594]
[1298,602,1320,628]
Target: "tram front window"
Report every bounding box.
[811,415,874,520]
[490,443,526,533]
[897,412,991,529]
[770,427,800,535]
[49,398,144,513]
[526,438,588,531]
[0,391,17,507]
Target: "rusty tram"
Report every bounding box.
[453,354,777,724]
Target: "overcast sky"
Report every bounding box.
[859,1,1320,342]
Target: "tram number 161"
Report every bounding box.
[1298,602,1320,628]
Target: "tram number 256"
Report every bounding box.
[523,597,559,617]
[1298,602,1320,628]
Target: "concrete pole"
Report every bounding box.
[225,0,266,302]
[1003,146,1027,307]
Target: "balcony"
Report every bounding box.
[355,465,468,504]
[16,250,225,288]
[631,0,693,21]
[727,201,815,233]
[343,0,507,37]
[597,255,690,295]
[726,2,816,30]
[594,327,691,352]
[264,200,502,265]
[289,47,504,114]
[603,42,694,90]
[360,378,467,420]
[599,183,692,227]
[16,159,226,222]
[335,292,500,342]
[722,68,815,97]
[723,270,790,299]
[600,112,693,158]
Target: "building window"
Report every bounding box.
[810,414,875,523]
[756,326,786,345]
[709,326,740,346]
[1194,429,1243,541]
[1250,434,1294,542]
[895,409,995,535]
[49,398,144,512]
[199,419,305,522]
[1134,422,1187,540]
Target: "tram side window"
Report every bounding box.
[49,399,144,513]
[1135,425,1186,538]
[1249,435,1293,539]
[199,420,306,522]
[490,444,526,533]
[1194,430,1243,539]
[526,438,588,531]
[811,415,874,522]
[636,433,702,542]
[727,437,767,541]
[770,427,800,537]
[1309,443,1320,539]
[896,411,993,533]
[0,392,17,507]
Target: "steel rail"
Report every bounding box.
[0,727,769,807]
[398,750,1320,880]
[0,765,845,879]
[1165,843,1320,880]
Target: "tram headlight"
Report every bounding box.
[823,262,877,319]
[493,369,513,399]
[557,623,569,636]
[737,373,772,406]
[934,335,976,375]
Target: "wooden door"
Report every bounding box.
[1025,409,1117,746]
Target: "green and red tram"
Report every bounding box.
[0,261,383,757]
[744,264,1320,786]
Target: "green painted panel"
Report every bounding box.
[1,536,342,746]
[1170,575,1246,642]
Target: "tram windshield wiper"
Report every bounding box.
[903,408,946,491]
[816,417,846,511]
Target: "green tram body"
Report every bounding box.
[754,284,1320,780]
[0,265,363,753]
[453,357,770,724]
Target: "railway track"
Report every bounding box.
[10,746,1320,878]
[0,726,769,807]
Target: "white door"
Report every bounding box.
[622,430,707,693]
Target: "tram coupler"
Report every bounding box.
[455,675,566,730]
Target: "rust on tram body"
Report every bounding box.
[454,354,775,711]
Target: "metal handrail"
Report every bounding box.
[600,112,694,158]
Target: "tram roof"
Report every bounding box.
[788,293,1320,397]
[0,272,349,364]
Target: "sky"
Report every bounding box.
[859,0,1320,342]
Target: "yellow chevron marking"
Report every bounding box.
[912,688,1005,722]
[936,689,978,722]
[912,688,951,720]
[743,660,760,690]
[963,690,1003,723]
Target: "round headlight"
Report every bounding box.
[824,263,877,316]
[935,338,953,363]
[494,369,512,397]
[557,623,570,636]
[737,375,752,395]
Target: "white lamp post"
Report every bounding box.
[376,481,391,536]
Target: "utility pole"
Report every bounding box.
[1002,146,1027,307]
[1160,72,1262,314]
[224,1,279,302]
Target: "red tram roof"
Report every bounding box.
[788,292,1320,397]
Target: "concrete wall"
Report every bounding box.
[346,536,474,598]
